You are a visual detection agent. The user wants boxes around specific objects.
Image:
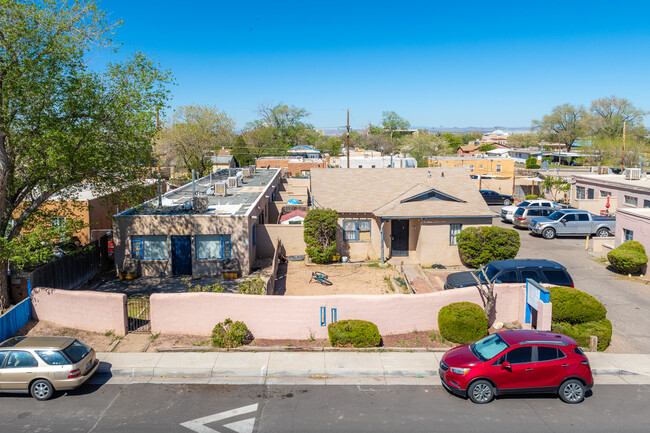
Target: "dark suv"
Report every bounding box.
[444,259,573,290]
[439,330,593,404]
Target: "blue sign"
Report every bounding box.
[525,279,550,324]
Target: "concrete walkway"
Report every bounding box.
[92,350,650,386]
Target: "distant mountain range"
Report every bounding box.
[318,127,532,136]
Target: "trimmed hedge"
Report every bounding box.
[548,286,607,324]
[607,241,648,274]
[456,226,521,268]
[211,318,252,348]
[552,319,612,351]
[525,194,539,200]
[438,302,488,344]
[328,320,381,348]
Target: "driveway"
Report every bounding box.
[490,205,650,353]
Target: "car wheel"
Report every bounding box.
[30,379,54,401]
[596,228,610,237]
[503,198,512,206]
[559,379,585,404]
[468,380,495,404]
[542,227,556,239]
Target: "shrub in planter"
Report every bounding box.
[237,277,266,295]
[211,318,252,348]
[438,302,488,344]
[552,319,612,351]
[607,241,648,274]
[456,226,520,268]
[525,194,538,200]
[328,319,381,348]
[548,286,607,324]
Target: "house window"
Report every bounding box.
[343,220,371,242]
[50,216,66,232]
[496,164,502,172]
[624,229,634,242]
[624,195,638,206]
[131,235,168,260]
[195,235,232,259]
[450,224,463,246]
[469,165,474,172]
[479,164,484,169]
[358,165,363,168]
[576,186,585,199]
[587,188,594,199]
[600,190,611,198]
[644,200,650,208]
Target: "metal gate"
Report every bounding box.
[127,295,151,333]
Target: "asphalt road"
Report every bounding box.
[491,206,650,353]
[1,383,649,433]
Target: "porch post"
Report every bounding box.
[380,219,385,263]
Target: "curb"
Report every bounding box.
[155,346,450,353]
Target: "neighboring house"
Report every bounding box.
[280,209,307,224]
[210,155,236,171]
[509,148,542,163]
[428,157,514,178]
[287,144,321,159]
[614,209,650,272]
[255,156,329,177]
[571,172,650,215]
[112,168,282,277]
[11,181,159,245]
[337,155,417,168]
[456,144,479,157]
[310,167,493,266]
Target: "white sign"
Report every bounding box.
[180,403,258,433]
[527,283,541,310]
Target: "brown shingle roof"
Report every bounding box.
[310,167,492,217]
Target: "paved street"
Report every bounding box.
[491,206,650,353]
[1,383,649,433]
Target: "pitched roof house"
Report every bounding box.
[310,167,493,265]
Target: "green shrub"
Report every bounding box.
[525,157,540,169]
[607,241,648,274]
[211,318,252,348]
[237,277,266,295]
[304,209,338,264]
[525,194,539,200]
[552,319,612,351]
[438,302,488,344]
[548,286,607,324]
[328,319,381,347]
[456,226,520,268]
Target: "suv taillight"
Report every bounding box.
[570,282,575,288]
[68,369,81,378]
[517,217,526,221]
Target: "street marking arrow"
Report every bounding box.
[180,403,258,433]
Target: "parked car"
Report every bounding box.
[479,190,514,206]
[529,209,616,239]
[512,206,556,229]
[439,330,593,404]
[0,336,99,400]
[500,199,560,223]
[444,259,574,290]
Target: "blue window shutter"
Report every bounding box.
[131,236,142,259]
[222,235,232,258]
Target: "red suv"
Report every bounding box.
[439,330,593,404]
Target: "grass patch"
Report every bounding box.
[383,276,395,292]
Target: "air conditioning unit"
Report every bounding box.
[249,165,256,174]
[214,181,227,196]
[598,167,609,175]
[625,168,642,180]
[227,176,237,188]
[242,168,251,178]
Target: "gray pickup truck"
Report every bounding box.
[529,209,615,239]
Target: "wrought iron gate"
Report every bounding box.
[127,295,151,333]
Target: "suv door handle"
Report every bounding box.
[525,368,533,371]
[561,364,569,367]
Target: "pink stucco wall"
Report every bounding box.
[31,288,128,336]
[150,284,526,339]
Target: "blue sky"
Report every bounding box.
[96,0,650,131]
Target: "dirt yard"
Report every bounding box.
[281,261,406,295]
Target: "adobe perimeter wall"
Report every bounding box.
[31,287,128,335]
[150,284,526,339]
[255,224,306,258]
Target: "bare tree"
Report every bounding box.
[471,266,496,325]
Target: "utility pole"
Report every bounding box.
[621,121,626,171]
[346,108,350,169]
[156,107,160,130]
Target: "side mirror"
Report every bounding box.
[560,219,567,223]
[501,361,512,371]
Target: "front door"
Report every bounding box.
[171,235,192,275]
[391,220,409,257]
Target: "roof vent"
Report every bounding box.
[625,168,642,180]
[597,167,609,175]
[227,176,238,188]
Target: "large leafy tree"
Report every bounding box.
[155,105,235,178]
[0,0,172,307]
[532,103,586,153]
[381,110,410,155]
[588,95,647,139]
[245,103,313,151]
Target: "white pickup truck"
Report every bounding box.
[529,209,616,239]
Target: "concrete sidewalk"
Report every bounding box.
[91,351,650,386]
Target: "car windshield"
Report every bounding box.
[547,211,565,221]
[475,264,499,283]
[62,340,91,363]
[519,201,530,207]
[470,333,510,361]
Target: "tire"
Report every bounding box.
[30,379,54,401]
[468,380,495,404]
[596,228,610,237]
[542,227,556,239]
[503,198,512,206]
[559,379,585,404]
